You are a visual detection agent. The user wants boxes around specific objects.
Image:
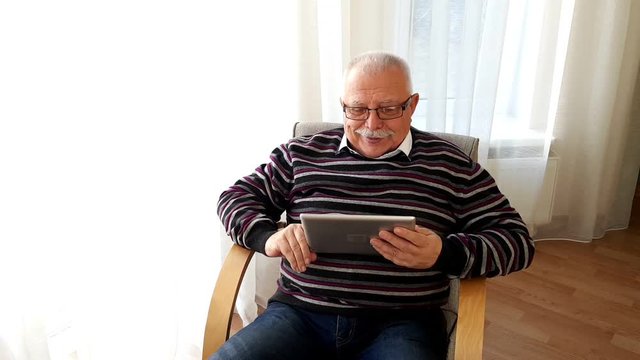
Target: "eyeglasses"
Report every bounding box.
[342,94,415,121]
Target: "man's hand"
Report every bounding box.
[370,225,442,269]
[264,224,317,272]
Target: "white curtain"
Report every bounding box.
[401,0,571,234]
[1,1,299,359]
[537,0,640,240]
[399,0,640,241]
[233,0,352,326]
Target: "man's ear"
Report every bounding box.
[409,93,420,115]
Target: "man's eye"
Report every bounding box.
[380,106,400,114]
[348,108,367,115]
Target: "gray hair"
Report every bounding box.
[343,51,413,93]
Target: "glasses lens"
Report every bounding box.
[377,106,402,120]
[345,107,368,120]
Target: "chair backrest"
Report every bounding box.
[291,121,480,359]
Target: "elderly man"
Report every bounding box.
[214,52,534,359]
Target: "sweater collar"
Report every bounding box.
[338,130,412,160]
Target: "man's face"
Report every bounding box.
[342,66,418,159]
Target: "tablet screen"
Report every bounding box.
[300,213,416,255]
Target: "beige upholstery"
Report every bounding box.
[203,122,486,360]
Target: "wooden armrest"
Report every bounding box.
[454,277,487,360]
[202,244,255,360]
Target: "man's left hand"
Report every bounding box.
[370,225,442,269]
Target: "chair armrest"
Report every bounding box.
[202,244,255,360]
[454,277,487,360]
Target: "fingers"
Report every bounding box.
[370,225,442,269]
[376,227,416,252]
[283,226,309,272]
[266,224,315,273]
[295,225,315,265]
[370,236,407,266]
[388,225,436,246]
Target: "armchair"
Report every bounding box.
[203,122,486,360]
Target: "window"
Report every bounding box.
[406,0,573,153]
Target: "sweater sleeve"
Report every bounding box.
[217,143,293,254]
[436,161,535,279]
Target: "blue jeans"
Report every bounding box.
[210,301,447,360]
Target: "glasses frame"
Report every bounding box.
[342,94,415,121]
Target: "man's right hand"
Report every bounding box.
[264,224,317,272]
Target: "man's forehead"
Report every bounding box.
[343,85,408,104]
[345,95,403,106]
[343,70,410,104]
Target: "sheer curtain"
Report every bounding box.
[399,0,640,240]
[538,0,640,240]
[399,0,570,233]
[232,0,351,326]
[1,1,299,359]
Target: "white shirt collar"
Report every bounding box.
[339,130,413,159]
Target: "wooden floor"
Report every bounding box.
[484,193,640,359]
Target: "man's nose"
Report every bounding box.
[365,109,384,128]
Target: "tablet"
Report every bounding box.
[300,213,416,255]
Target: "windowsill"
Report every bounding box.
[410,114,556,159]
[489,123,556,159]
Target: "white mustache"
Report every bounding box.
[355,128,395,138]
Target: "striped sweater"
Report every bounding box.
[218,127,534,314]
